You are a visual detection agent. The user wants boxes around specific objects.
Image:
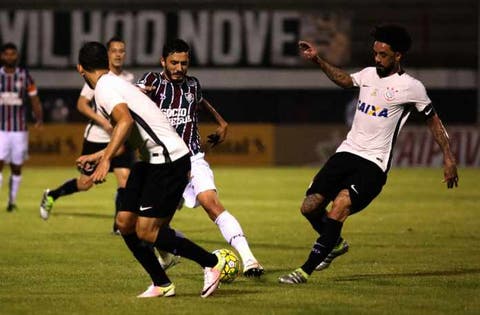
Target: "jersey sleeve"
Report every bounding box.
[350,67,370,88]
[193,77,203,103]
[25,70,38,96]
[409,79,431,112]
[94,78,126,115]
[79,83,95,100]
[136,72,160,88]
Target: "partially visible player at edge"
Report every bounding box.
[75,41,226,298]
[279,24,459,284]
[40,37,135,233]
[0,43,43,211]
[137,39,263,277]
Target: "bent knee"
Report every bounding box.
[300,193,324,214]
[329,190,351,221]
[116,212,136,234]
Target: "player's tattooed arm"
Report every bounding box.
[426,114,459,188]
[298,40,353,89]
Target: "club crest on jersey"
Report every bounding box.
[184,92,194,104]
[384,87,398,102]
[357,100,388,118]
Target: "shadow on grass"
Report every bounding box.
[194,239,308,251]
[333,268,480,281]
[174,288,262,298]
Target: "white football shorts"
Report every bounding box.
[0,131,29,165]
[182,153,216,208]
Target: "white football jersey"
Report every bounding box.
[336,67,431,172]
[81,70,134,142]
[94,73,189,164]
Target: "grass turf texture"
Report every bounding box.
[0,167,478,315]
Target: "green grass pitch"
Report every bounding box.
[0,166,479,315]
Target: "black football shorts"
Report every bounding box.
[306,152,387,214]
[124,154,190,218]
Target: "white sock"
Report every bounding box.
[9,175,21,205]
[0,173,3,190]
[215,210,256,264]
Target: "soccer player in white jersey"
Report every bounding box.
[75,41,226,298]
[279,24,459,284]
[0,43,43,212]
[40,37,135,232]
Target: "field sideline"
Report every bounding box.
[0,166,479,315]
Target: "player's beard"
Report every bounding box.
[2,59,17,68]
[376,63,395,78]
[165,68,185,83]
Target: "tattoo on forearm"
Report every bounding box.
[316,56,352,88]
[429,118,451,154]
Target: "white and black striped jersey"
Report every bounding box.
[81,70,134,142]
[94,73,189,164]
[337,67,431,172]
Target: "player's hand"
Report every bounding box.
[76,152,102,176]
[137,84,156,94]
[298,40,318,62]
[34,120,44,130]
[89,159,110,185]
[207,133,221,147]
[207,124,227,148]
[442,160,459,189]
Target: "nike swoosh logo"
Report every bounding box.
[350,185,359,194]
[139,206,153,211]
[425,108,432,115]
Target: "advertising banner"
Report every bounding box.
[27,123,275,166]
[0,9,351,69]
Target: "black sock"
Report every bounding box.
[155,227,217,268]
[49,178,78,200]
[122,233,170,286]
[301,218,343,275]
[303,207,328,235]
[113,188,126,231]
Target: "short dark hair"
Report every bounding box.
[371,24,412,53]
[106,36,125,50]
[78,41,109,71]
[1,42,18,53]
[162,39,190,58]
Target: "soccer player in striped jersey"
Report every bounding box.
[40,37,135,232]
[279,24,459,284]
[75,41,226,298]
[0,43,43,212]
[137,39,264,277]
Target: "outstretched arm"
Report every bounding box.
[298,40,354,88]
[426,114,458,188]
[200,98,228,147]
